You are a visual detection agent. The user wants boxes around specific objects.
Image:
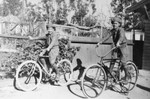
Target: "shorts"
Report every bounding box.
[48,46,59,65]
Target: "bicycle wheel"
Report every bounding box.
[81,64,107,98]
[118,66,131,93]
[56,59,73,86]
[15,60,42,91]
[126,61,138,91]
[117,61,138,93]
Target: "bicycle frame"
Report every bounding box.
[95,46,117,62]
[96,46,123,81]
[36,56,51,77]
[81,46,138,98]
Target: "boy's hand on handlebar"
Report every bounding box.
[96,42,102,47]
[40,48,49,56]
[46,47,50,52]
[116,42,121,48]
[96,43,99,47]
[28,36,33,40]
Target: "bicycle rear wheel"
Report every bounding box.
[81,64,107,98]
[126,61,138,91]
[116,61,138,93]
[118,67,131,93]
[15,60,42,91]
[56,59,73,86]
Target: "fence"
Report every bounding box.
[0,32,133,80]
[0,21,108,53]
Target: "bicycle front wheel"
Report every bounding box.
[56,59,73,86]
[81,64,107,98]
[15,60,42,91]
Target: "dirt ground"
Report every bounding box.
[0,69,150,99]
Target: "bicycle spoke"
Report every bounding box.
[15,60,42,91]
[81,65,107,98]
[56,59,73,86]
[126,62,138,91]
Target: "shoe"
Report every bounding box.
[121,75,130,85]
[75,79,81,83]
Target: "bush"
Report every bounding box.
[0,40,42,78]
[0,38,80,79]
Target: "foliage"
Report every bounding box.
[56,37,80,63]
[110,0,135,14]
[0,40,43,78]
[73,2,88,25]
[1,40,41,69]
[0,0,98,27]
[70,0,96,26]
[1,38,80,76]
[110,0,145,31]
[83,15,97,27]
[55,1,68,24]
[0,0,22,16]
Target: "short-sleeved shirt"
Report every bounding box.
[45,32,59,47]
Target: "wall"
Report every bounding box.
[0,34,133,70]
[143,21,150,70]
[133,41,144,69]
[70,36,133,69]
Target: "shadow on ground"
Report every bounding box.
[136,84,150,92]
[67,81,87,99]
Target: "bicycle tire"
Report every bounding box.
[114,61,138,93]
[81,64,107,98]
[126,61,139,91]
[107,61,131,93]
[15,60,42,91]
[56,59,73,86]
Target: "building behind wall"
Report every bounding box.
[126,0,150,70]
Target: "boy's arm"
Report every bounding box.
[101,33,111,43]
[117,28,126,46]
[97,31,112,45]
[29,35,46,40]
[67,23,97,31]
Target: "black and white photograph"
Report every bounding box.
[0,0,150,99]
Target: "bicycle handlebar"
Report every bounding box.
[95,45,118,59]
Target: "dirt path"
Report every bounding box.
[0,70,150,99]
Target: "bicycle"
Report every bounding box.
[81,44,139,98]
[14,52,73,91]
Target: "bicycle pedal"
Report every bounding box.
[120,79,129,85]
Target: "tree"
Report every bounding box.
[0,0,22,16]
[69,0,96,26]
[110,0,143,31]
[110,0,135,15]
[39,0,96,26]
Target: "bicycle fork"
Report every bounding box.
[25,66,36,84]
[92,66,106,87]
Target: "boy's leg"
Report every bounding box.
[39,50,51,72]
[109,50,116,73]
[38,56,50,82]
[39,57,49,71]
[109,59,115,73]
[49,46,59,80]
[120,46,130,82]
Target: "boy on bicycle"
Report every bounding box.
[97,17,130,83]
[29,24,70,82]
